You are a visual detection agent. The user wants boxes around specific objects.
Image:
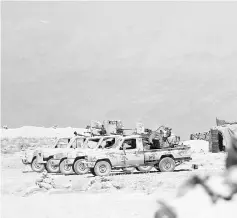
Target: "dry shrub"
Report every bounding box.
[1,137,56,154]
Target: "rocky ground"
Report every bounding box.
[1,144,226,218]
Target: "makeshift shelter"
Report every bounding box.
[216,117,237,126]
[209,124,237,153]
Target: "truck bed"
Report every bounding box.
[143,144,190,152]
[143,145,191,163]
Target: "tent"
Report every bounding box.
[209,124,237,152]
[216,117,237,126]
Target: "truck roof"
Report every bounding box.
[101,135,120,139]
[58,137,71,139]
[87,135,121,140]
[122,134,142,140]
[74,136,87,139]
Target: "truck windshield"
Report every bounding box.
[55,138,70,148]
[64,137,85,149]
[69,137,85,148]
[84,138,101,149]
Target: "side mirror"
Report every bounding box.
[123,146,126,154]
[123,144,130,154]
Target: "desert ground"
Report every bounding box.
[1,137,226,218]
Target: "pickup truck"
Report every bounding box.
[34,136,87,173]
[51,135,120,175]
[21,137,71,172]
[83,135,192,176]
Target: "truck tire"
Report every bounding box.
[59,159,74,175]
[90,168,96,176]
[136,165,153,172]
[122,167,136,173]
[74,159,89,175]
[31,158,45,173]
[159,157,175,172]
[94,161,111,176]
[46,158,60,173]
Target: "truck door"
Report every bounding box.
[120,138,144,166]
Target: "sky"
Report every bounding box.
[2,1,237,139]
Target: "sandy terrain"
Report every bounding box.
[1,140,226,218]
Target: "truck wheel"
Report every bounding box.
[31,158,45,173]
[94,161,111,176]
[59,159,74,175]
[22,159,27,164]
[90,168,96,176]
[136,165,153,172]
[46,158,59,173]
[74,159,89,175]
[122,167,136,173]
[159,157,175,172]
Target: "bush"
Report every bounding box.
[1,137,56,154]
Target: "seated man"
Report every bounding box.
[100,139,112,148]
[150,139,161,149]
[104,138,115,148]
[122,139,137,150]
[120,140,132,150]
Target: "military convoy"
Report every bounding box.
[83,134,192,176]
[51,135,120,175]
[21,137,72,172]
[35,136,87,173]
[21,120,192,176]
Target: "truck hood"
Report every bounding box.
[36,148,72,156]
[22,149,36,159]
[94,148,118,154]
[87,148,119,161]
[66,147,103,158]
[69,147,105,156]
[68,148,94,156]
[24,149,35,156]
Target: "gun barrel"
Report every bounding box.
[90,126,102,129]
[76,134,87,137]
